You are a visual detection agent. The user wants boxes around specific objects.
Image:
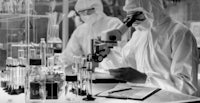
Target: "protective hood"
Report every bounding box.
[75,0,105,24]
[75,0,104,14]
[122,0,199,96]
[123,0,168,26]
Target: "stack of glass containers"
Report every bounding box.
[25,59,46,103]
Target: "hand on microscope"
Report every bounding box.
[101,11,145,42]
[91,11,145,69]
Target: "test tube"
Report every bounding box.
[82,61,95,101]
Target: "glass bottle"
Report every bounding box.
[40,38,47,66]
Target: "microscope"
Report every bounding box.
[81,11,145,101]
[89,11,145,64]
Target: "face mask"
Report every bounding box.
[133,19,152,31]
[134,19,151,30]
[81,13,99,24]
[81,15,90,23]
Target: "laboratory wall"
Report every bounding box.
[187,0,200,21]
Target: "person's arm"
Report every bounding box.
[170,29,199,95]
[107,18,130,44]
[59,28,83,66]
[98,18,130,69]
[107,18,122,29]
[109,67,147,83]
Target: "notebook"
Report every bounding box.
[95,83,160,100]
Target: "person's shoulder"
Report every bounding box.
[169,19,192,37]
[71,23,89,37]
[169,18,188,30]
[76,23,89,30]
[167,18,188,32]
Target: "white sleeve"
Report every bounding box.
[98,18,128,70]
[108,18,131,48]
[59,28,83,65]
[170,30,199,95]
[107,18,123,29]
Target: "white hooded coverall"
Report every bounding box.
[121,0,199,96]
[60,0,127,69]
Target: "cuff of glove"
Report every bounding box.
[138,73,147,83]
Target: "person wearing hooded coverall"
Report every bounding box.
[106,0,200,96]
[59,0,128,71]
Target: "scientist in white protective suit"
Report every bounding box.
[104,0,200,96]
[59,0,128,70]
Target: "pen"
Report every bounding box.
[108,88,132,94]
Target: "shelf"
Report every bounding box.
[0,13,51,18]
[9,42,39,48]
[0,43,4,50]
[35,1,63,6]
[0,13,50,22]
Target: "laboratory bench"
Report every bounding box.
[1,73,200,103]
[0,83,200,103]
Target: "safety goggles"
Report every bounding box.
[126,11,146,21]
[77,8,95,16]
[127,11,143,17]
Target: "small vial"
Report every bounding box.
[40,38,47,66]
[30,48,36,59]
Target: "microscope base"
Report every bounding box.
[83,94,96,101]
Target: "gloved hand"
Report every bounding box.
[100,12,145,42]
[109,67,147,83]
